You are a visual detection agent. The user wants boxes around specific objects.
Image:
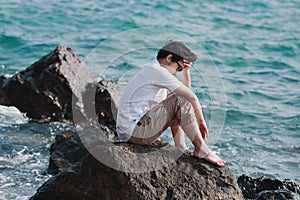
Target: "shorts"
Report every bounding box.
[129,93,196,145]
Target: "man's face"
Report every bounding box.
[164,55,192,76]
[166,61,180,75]
[172,60,192,75]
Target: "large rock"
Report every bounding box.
[256,189,300,200]
[1,46,117,127]
[47,130,88,175]
[83,81,118,132]
[0,76,9,105]
[31,129,243,200]
[2,46,86,121]
[237,174,300,200]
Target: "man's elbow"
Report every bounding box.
[188,94,198,104]
[174,86,197,102]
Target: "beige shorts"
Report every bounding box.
[129,93,196,145]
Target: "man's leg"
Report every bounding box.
[130,94,225,166]
[174,101,225,166]
[169,95,226,166]
[130,93,187,145]
[171,123,187,151]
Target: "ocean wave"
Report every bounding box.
[249,59,293,70]
[278,145,300,153]
[281,76,300,83]
[0,106,27,126]
[0,146,40,169]
[244,70,280,76]
[260,43,298,57]
[283,95,300,107]
[0,33,25,49]
[280,114,300,131]
[225,109,258,122]
[247,90,281,101]
[0,145,51,199]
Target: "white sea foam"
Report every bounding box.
[0,106,28,126]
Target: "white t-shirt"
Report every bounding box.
[116,60,182,142]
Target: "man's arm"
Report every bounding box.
[182,61,191,88]
[174,85,208,140]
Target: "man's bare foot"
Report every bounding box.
[193,150,226,167]
[175,144,187,152]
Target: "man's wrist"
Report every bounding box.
[199,119,205,123]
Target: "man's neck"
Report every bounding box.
[157,58,167,67]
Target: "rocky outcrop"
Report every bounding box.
[2,46,86,121]
[31,128,244,200]
[47,130,88,175]
[0,76,9,105]
[84,80,118,132]
[39,127,300,200]
[0,46,117,127]
[238,174,300,199]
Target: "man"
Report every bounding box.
[116,41,226,166]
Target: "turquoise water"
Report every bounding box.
[1,0,300,199]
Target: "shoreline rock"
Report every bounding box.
[0,46,117,128]
[0,76,9,105]
[238,174,300,200]
[31,128,244,200]
[2,46,86,121]
[41,127,300,200]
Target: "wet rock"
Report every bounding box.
[256,189,300,200]
[0,76,10,105]
[32,129,243,200]
[2,46,91,121]
[47,130,88,175]
[82,81,118,132]
[1,46,117,127]
[238,174,300,199]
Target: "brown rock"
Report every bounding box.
[256,189,300,200]
[47,130,88,175]
[1,47,117,129]
[31,128,243,200]
[237,174,300,199]
[0,76,10,105]
[2,46,93,121]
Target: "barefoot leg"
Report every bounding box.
[171,123,187,151]
[181,121,226,166]
[193,150,226,167]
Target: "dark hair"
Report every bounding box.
[156,41,197,63]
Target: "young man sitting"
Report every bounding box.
[116,41,226,167]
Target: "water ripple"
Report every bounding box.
[0,0,300,197]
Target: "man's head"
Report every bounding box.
[157,41,197,75]
[157,41,197,63]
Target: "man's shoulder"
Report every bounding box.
[141,62,165,75]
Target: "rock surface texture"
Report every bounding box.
[0,76,9,105]
[0,46,117,126]
[238,174,300,200]
[31,129,244,200]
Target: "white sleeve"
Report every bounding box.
[153,69,182,92]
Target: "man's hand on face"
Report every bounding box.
[182,59,192,71]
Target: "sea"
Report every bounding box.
[0,0,300,199]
